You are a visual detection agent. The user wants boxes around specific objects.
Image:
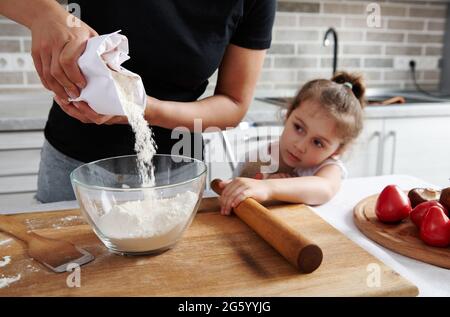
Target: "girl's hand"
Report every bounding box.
[54,98,129,125]
[218,178,273,216]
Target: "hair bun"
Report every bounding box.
[332,71,366,107]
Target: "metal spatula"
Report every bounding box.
[0,214,94,273]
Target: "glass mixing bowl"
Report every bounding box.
[70,154,207,255]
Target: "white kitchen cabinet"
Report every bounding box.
[0,149,41,175]
[342,119,384,178]
[342,115,450,187]
[0,131,44,209]
[381,117,450,187]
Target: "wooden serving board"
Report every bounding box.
[354,194,450,269]
[0,198,418,296]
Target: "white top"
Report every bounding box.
[293,158,348,178]
[232,141,348,179]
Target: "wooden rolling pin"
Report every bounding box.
[211,179,323,273]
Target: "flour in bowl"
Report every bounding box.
[112,71,157,186]
[97,190,198,252]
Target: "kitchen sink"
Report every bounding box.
[257,91,450,107]
[365,94,449,105]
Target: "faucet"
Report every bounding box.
[323,27,338,76]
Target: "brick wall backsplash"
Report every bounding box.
[260,0,448,93]
[0,0,448,95]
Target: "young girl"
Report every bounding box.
[218,71,366,215]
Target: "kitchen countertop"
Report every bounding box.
[1,90,450,131]
[1,174,449,296]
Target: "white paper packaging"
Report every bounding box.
[72,30,146,116]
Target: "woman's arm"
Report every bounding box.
[56,40,268,127]
[0,0,97,118]
[0,0,58,28]
[145,44,266,131]
[58,43,266,127]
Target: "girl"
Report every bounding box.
[218,71,366,215]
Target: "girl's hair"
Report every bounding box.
[286,71,366,147]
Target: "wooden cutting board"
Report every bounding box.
[354,194,450,269]
[0,198,418,296]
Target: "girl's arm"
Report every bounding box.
[267,164,342,205]
[145,44,266,131]
[218,164,342,215]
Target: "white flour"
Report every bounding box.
[112,71,157,186]
[0,256,11,268]
[0,274,21,289]
[51,215,85,230]
[26,264,40,273]
[97,191,198,252]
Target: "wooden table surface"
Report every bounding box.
[0,198,418,296]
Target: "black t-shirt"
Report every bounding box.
[44,0,276,163]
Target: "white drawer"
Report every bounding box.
[0,192,38,211]
[0,131,44,150]
[0,174,37,194]
[0,149,41,176]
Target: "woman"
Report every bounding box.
[0,0,276,202]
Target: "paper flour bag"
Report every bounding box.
[72,30,146,116]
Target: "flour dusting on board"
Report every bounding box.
[0,274,21,289]
[0,256,11,268]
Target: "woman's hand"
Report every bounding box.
[217,178,273,216]
[30,7,97,102]
[54,95,161,125]
[54,98,128,125]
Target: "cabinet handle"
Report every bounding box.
[386,130,397,174]
[203,138,212,190]
[220,130,238,171]
[371,131,382,175]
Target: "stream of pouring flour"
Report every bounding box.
[111,71,157,187]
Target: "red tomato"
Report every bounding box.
[420,206,450,247]
[375,185,412,223]
[410,201,447,228]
